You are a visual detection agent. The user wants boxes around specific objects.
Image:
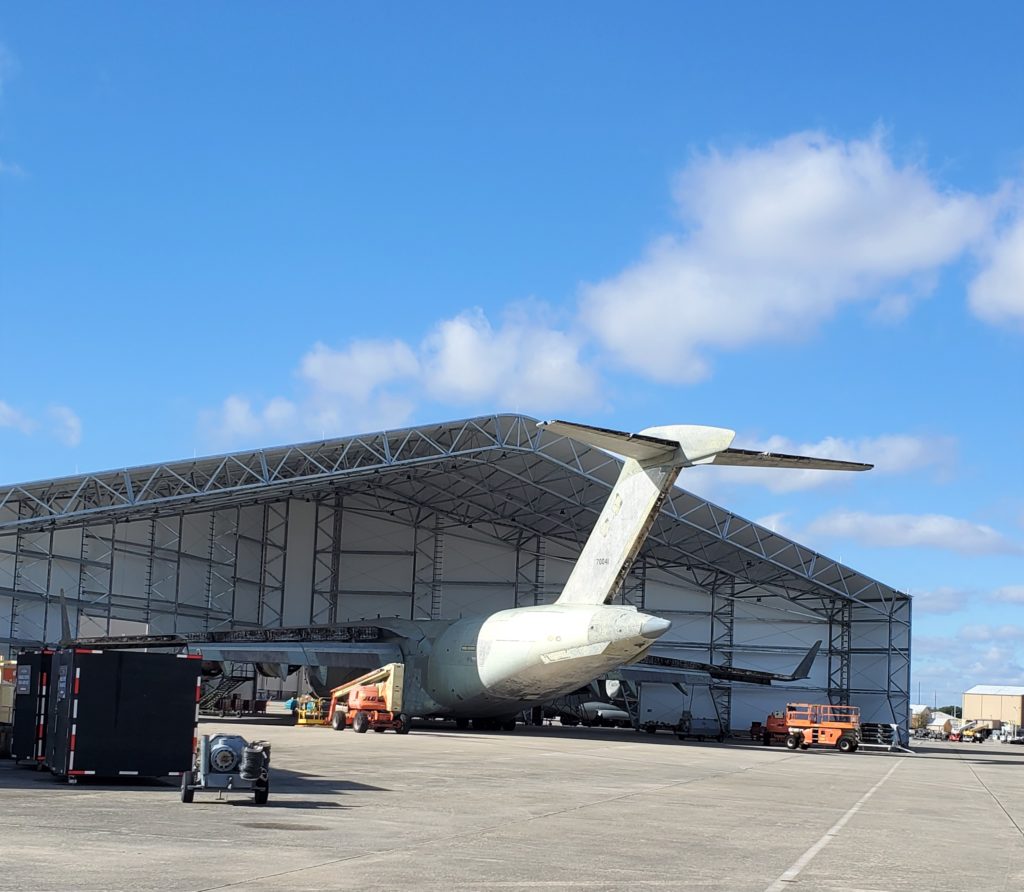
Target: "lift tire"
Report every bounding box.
[331,711,345,731]
[396,715,411,734]
[838,736,856,753]
[180,771,194,804]
[254,780,269,806]
[352,711,370,733]
[501,718,517,732]
[454,718,469,731]
[717,733,725,743]
[762,733,771,746]
[785,733,802,750]
[800,743,810,750]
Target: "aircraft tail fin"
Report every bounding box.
[784,640,821,681]
[540,420,871,608]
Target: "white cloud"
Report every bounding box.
[48,406,82,447]
[299,340,419,401]
[421,306,600,411]
[695,432,953,493]
[0,400,34,434]
[580,131,994,381]
[960,624,1024,642]
[913,633,1024,695]
[205,306,601,447]
[969,212,1024,329]
[911,586,972,615]
[992,585,1024,605]
[0,399,83,446]
[0,159,25,177]
[807,510,1022,555]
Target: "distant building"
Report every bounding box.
[962,685,1024,726]
[926,710,957,737]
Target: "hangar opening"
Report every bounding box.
[0,414,911,732]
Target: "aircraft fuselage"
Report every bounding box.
[418,603,669,719]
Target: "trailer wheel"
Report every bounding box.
[837,735,856,753]
[785,733,802,750]
[352,711,370,734]
[396,714,411,734]
[254,780,269,805]
[331,711,345,731]
[180,771,194,804]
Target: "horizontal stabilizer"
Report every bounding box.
[709,448,872,472]
[540,420,736,465]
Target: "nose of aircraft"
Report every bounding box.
[639,615,672,640]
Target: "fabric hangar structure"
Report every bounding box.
[0,414,911,732]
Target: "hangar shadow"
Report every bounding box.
[0,760,388,795]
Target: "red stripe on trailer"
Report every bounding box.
[176,653,203,660]
[68,770,95,776]
[73,648,103,654]
[70,734,76,751]
[194,677,202,702]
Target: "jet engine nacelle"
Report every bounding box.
[425,603,670,716]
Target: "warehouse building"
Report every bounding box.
[963,685,1024,726]
[0,414,911,732]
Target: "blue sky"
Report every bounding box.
[1,4,1021,705]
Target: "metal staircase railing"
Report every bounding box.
[199,675,252,712]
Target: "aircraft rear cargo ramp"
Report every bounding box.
[0,414,910,733]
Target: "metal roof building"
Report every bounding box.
[0,414,911,730]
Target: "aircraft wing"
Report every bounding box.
[188,639,406,670]
[71,617,428,672]
[621,641,821,687]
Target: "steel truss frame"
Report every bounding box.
[0,414,910,726]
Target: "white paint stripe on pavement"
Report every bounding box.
[764,760,902,892]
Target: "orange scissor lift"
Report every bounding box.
[783,703,861,753]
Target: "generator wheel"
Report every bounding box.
[838,735,856,753]
[254,780,269,805]
[396,714,411,734]
[352,711,370,734]
[180,771,194,804]
[785,733,802,750]
[331,710,345,731]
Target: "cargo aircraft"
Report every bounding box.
[73,420,870,730]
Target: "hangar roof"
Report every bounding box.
[0,414,906,617]
[964,685,1024,696]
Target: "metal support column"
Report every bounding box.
[827,598,852,705]
[311,494,343,625]
[709,576,734,733]
[258,501,289,628]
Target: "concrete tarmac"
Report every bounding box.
[2,716,1023,891]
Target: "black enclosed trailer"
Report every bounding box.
[11,650,54,765]
[46,649,201,781]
